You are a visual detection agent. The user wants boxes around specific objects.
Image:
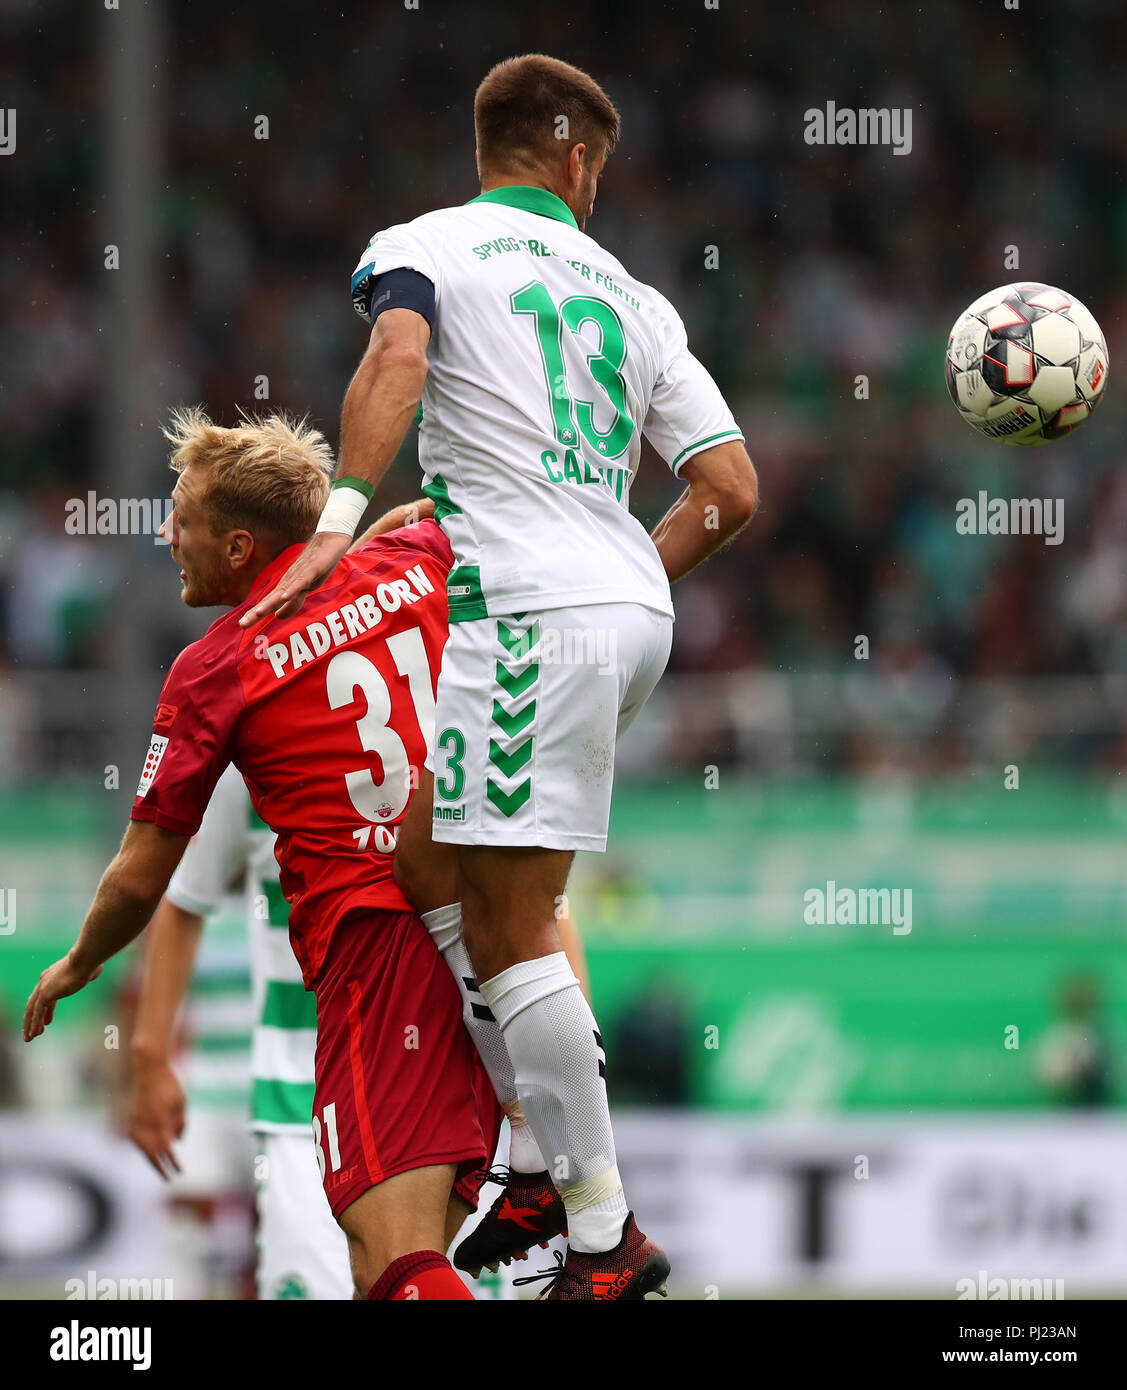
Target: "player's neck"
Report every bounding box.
[477,173,583,230]
[480,173,558,196]
[223,556,276,609]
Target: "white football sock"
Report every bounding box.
[478,951,628,1253]
[506,1104,548,1175]
[419,905,547,1173]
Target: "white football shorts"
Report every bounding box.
[255,1130,353,1300]
[429,602,672,852]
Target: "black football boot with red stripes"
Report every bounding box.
[514,1212,671,1300]
[453,1167,568,1279]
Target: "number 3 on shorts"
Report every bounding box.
[435,727,465,801]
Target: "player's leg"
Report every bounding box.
[312,908,494,1299]
[395,771,510,1084]
[499,604,673,1298]
[255,1130,352,1300]
[432,603,671,1290]
[395,770,556,1184]
[393,772,459,914]
[396,766,570,1277]
[459,841,630,1251]
[446,1190,473,1248]
[339,1164,470,1299]
[448,1057,554,1294]
[458,845,573,980]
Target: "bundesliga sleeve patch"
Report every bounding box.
[153,703,178,731]
[136,735,169,797]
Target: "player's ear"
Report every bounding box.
[228,530,256,567]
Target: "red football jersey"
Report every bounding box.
[131,520,453,986]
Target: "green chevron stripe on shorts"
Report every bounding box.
[487,616,539,817]
[497,618,540,659]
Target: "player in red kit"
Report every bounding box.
[24,408,499,1301]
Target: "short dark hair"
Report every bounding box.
[475,54,621,173]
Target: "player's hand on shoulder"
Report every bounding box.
[239,530,352,627]
[348,496,435,552]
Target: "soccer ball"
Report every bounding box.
[945,282,1108,444]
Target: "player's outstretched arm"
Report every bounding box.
[240,309,431,626]
[23,820,190,1041]
[650,439,758,584]
[127,896,204,1179]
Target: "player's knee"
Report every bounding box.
[345,1226,403,1299]
[343,1233,377,1297]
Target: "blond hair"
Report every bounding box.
[164,406,332,549]
[475,55,620,174]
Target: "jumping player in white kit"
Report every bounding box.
[244,53,758,1300]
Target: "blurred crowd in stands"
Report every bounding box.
[3,0,1127,779]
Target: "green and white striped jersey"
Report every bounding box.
[165,763,315,1133]
[351,185,743,624]
[173,893,253,1114]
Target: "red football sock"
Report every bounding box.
[366,1249,475,1301]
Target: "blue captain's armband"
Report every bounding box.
[351,266,436,329]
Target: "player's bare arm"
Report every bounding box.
[240,309,431,626]
[339,309,431,485]
[127,896,205,1179]
[650,439,759,584]
[347,495,435,552]
[23,820,190,1040]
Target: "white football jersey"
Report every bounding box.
[166,763,315,1135]
[351,185,743,622]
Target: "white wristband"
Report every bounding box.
[315,479,373,537]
